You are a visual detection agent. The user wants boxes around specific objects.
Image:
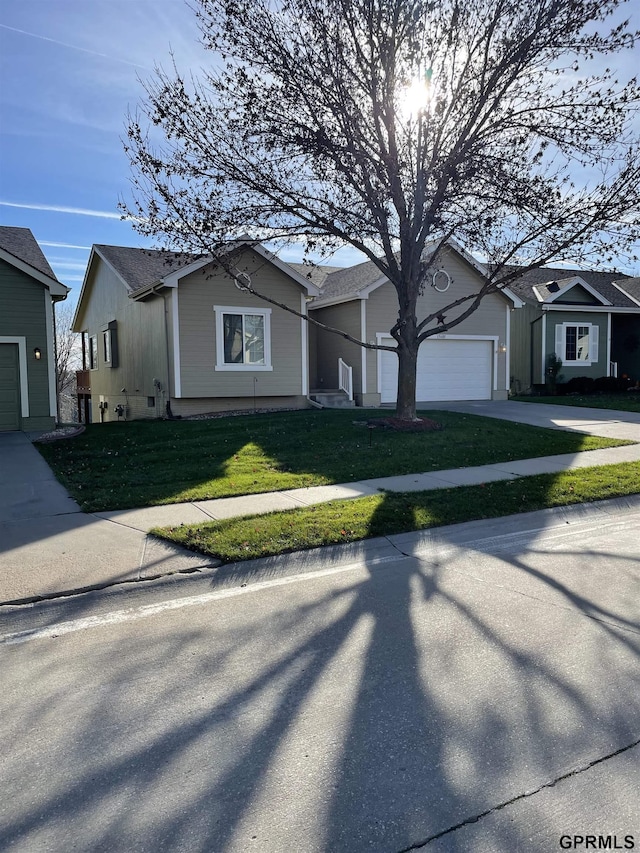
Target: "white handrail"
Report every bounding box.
[338,357,353,401]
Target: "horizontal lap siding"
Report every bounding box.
[365,250,509,394]
[74,259,169,421]
[0,258,52,425]
[178,251,303,398]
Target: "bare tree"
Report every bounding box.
[124,0,640,420]
[54,301,80,422]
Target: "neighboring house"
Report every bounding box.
[508,268,640,393]
[71,241,321,423]
[303,240,523,405]
[0,226,69,432]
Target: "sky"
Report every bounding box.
[1,0,639,312]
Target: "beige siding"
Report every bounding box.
[177,249,304,399]
[74,258,170,423]
[365,249,510,397]
[171,395,309,417]
[311,300,362,391]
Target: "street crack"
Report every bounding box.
[397,738,640,851]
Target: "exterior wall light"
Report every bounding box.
[498,342,507,354]
[34,347,42,360]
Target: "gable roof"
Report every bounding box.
[73,240,322,329]
[0,225,69,297]
[613,277,640,307]
[507,266,637,309]
[308,239,522,308]
[94,245,198,294]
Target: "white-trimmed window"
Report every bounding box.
[555,323,599,366]
[214,306,272,371]
[103,329,111,364]
[89,335,98,370]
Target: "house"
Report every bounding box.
[508,268,640,394]
[71,241,321,423]
[0,226,70,432]
[72,237,527,420]
[304,240,523,406]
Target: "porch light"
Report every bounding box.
[498,342,507,353]
[33,347,42,360]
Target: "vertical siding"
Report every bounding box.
[74,258,170,422]
[509,301,541,392]
[177,249,303,398]
[0,257,54,428]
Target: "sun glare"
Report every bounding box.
[400,70,433,118]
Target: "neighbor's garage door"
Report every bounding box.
[0,344,21,431]
[380,338,493,403]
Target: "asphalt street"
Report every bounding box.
[1,501,639,853]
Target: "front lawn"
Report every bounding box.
[38,408,630,512]
[157,461,640,562]
[512,394,640,414]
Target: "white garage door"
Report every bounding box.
[380,338,493,403]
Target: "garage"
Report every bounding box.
[379,337,494,403]
[0,344,20,431]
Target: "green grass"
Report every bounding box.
[38,408,630,512]
[512,394,640,414]
[155,461,640,562]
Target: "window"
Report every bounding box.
[214,306,272,371]
[103,330,111,364]
[555,323,598,366]
[89,335,98,370]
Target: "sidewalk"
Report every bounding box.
[1,401,639,605]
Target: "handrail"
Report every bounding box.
[338,357,353,401]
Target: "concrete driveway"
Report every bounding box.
[427,399,640,441]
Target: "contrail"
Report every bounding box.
[0,23,149,70]
[0,201,122,220]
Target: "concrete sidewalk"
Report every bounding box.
[1,401,639,605]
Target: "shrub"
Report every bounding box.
[564,376,595,394]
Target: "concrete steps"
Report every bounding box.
[310,390,355,408]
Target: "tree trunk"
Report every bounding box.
[395,319,419,421]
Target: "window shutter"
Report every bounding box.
[590,325,599,363]
[555,325,564,361]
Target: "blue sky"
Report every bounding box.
[1,0,638,310]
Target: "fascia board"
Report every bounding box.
[541,304,639,314]
[308,294,362,310]
[611,280,640,307]
[499,287,524,308]
[74,245,134,328]
[0,247,68,296]
[545,276,611,306]
[159,242,323,296]
[250,244,322,296]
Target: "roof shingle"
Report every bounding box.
[0,225,58,280]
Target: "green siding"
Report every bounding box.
[545,311,609,380]
[0,258,54,430]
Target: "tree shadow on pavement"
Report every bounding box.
[1,495,639,852]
